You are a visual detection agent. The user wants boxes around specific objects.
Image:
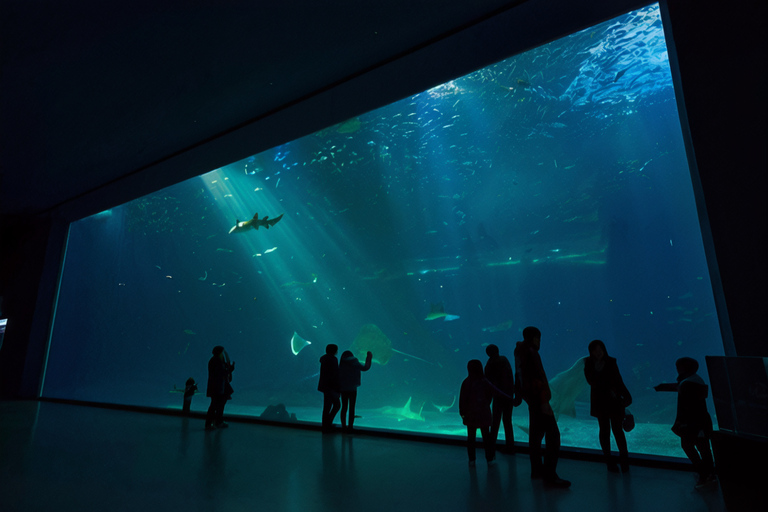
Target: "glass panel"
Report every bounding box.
[43,3,724,458]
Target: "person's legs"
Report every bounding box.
[328,393,341,425]
[694,436,715,479]
[501,400,514,451]
[340,392,350,428]
[610,413,629,471]
[466,426,478,463]
[490,400,503,445]
[528,406,546,476]
[542,414,561,479]
[479,425,496,462]
[681,435,704,477]
[322,392,333,427]
[205,397,217,428]
[598,415,617,470]
[348,390,358,429]
[215,396,227,425]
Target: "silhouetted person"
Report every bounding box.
[655,357,716,487]
[514,326,570,487]
[339,350,373,432]
[460,359,496,467]
[206,346,234,430]
[318,344,341,432]
[484,344,516,454]
[183,377,198,415]
[584,340,632,472]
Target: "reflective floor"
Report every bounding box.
[0,401,728,512]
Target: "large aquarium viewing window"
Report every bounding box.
[43,4,725,458]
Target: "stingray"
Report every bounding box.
[290,331,312,355]
[349,323,434,365]
[548,356,589,419]
[425,302,460,321]
[431,394,456,413]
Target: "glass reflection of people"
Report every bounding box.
[339,350,373,432]
[459,359,496,467]
[205,346,234,430]
[584,340,632,472]
[654,357,716,487]
[484,344,516,454]
[514,326,571,487]
[318,344,341,432]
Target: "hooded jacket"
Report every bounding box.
[514,340,551,407]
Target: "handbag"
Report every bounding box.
[622,409,635,432]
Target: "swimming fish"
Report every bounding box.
[379,397,425,422]
[425,303,460,321]
[431,394,456,413]
[482,320,514,333]
[229,213,284,234]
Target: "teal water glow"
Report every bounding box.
[44,4,723,459]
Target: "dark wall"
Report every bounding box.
[0,0,765,399]
[666,0,767,356]
[0,216,53,397]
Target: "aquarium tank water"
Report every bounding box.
[43,4,725,458]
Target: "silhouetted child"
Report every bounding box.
[460,359,496,467]
[318,344,341,432]
[655,357,716,487]
[584,340,632,472]
[339,350,373,432]
[183,377,198,414]
[484,344,516,454]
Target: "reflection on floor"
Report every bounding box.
[197,402,687,459]
[1,401,727,512]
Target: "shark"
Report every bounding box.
[424,303,460,321]
[379,397,425,422]
[229,213,284,234]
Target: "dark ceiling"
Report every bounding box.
[1,0,765,223]
[2,0,543,219]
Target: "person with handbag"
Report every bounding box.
[584,339,632,472]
